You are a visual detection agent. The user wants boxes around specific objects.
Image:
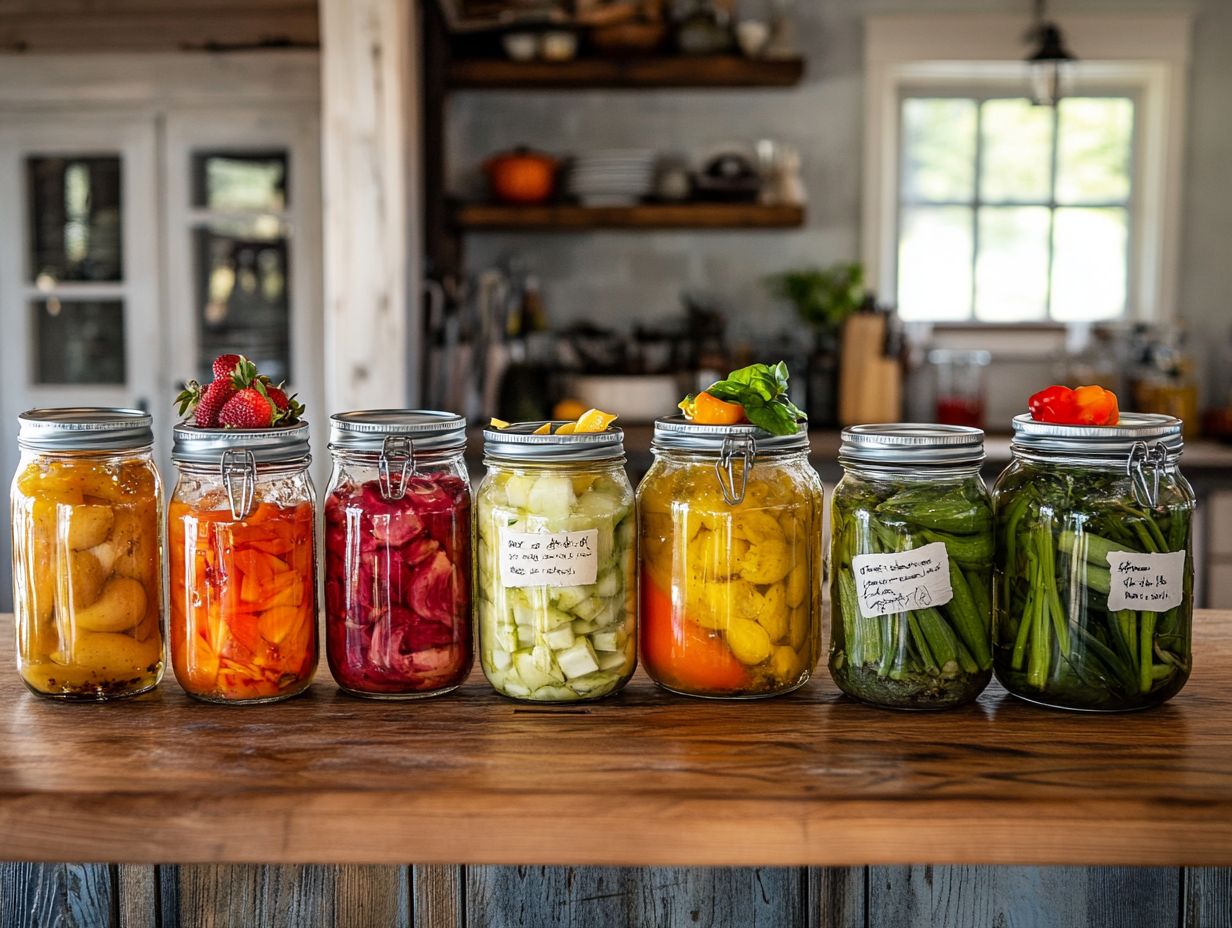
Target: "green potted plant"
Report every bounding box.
[765,262,865,426]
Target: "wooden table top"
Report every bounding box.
[1,612,1229,867]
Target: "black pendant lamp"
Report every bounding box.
[1025,0,1077,106]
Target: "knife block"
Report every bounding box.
[838,312,902,426]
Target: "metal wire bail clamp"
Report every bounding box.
[220,448,257,519]
[715,433,756,506]
[1128,439,1168,509]
[378,435,416,500]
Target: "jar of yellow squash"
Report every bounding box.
[10,409,164,699]
[638,417,824,697]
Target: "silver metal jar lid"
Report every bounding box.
[171,422,311,465]
[1010,413,1183,457]
[650,416,809,455]
[483,421,624,463]
[839,423,985,467]
[18,408,153,452]
[329,409,466,453]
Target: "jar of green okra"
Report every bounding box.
[828,425,993,709]
[993,413,1194,711]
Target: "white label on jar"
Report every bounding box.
[1105,549,1186,612]
[500,529,599,587]
[852,541,953,618]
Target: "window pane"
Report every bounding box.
[1056,98,1133,204]
[901,98,977,202]
[974,207,1051,322]
[979,98,1054,203]
[897,206,973,321]
[195,221,291,383]
[1051,207,1128,322]
[31,299,126,384]
[192,151,288,211]
[26,156,123,284]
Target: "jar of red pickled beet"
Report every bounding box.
[324,411,472,698]
[168,423,318,704]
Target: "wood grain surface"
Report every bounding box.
[0,613,1230,867]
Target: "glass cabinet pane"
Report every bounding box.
[194,223,291,383]
[192,151,288,212]
[26,156,123,284]
[31,299,126,384]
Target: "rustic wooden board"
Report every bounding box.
[808,867,865,928]
[464,866,802,928]
[1184,867,1232,928]
[452,203,805,231]
[445,56,805,89]
[414,864,463,928]
[115,864,157,928]
[868,866,1180,928]
[0,614,1230,867]
[0,862,112,928]
[167,864,410,928]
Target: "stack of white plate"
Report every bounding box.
[566,149,657,207]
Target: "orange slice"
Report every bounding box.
[533,422,553,435]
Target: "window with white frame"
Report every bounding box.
[863,15,1190,328]
[897,93,1135,323]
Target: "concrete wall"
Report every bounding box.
[450,0,1232,404]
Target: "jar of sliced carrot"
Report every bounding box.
[168,423,317,704]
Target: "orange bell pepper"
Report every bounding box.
[640,576,749,692]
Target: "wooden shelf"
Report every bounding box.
[452,202,805,230]
[2,612,1231,866]
[446,55,805,89]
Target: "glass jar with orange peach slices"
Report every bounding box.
[11,409,164,699]
[168,423,317,703]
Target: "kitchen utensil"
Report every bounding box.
[928,348,990,429]
[541,30,579,61]
[502,31,539,61]
[839,308,902,426]
[484,147,559,205]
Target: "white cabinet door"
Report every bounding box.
[162,107,325,489]
[0,113,165,608]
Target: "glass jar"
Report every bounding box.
[324,410,472,698]
[10,408,164,699]
[828,425,993,709]
[168,423,317,704]
[476,422,636,701]
[993,413,1194,711]
[638,418,824,698]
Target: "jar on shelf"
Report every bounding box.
[828,425,993,709]
[168,424,317,704]
[638,417,824,698]
[993,413,1194,711]
[475,422,636,702]
[10,408,164,699]
[324,410,472,698]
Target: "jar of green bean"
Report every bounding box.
[828,425,993,709]
[993,413,1193,711]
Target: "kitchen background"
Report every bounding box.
[0,0,1230,611]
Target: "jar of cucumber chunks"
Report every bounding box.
[829,425,993,709]
[993,414,1193,711]
[638,418,824,698]
[476,422,636,701]
[11,409,165,699]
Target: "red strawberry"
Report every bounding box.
[174,378,237,427]
[259,381,305,423]
[212,354,243,382]
[194,379,238,427]
[218,387,276,428]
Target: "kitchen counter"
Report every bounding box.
[1,612,1230,867]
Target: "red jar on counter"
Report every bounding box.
[324,411,472,698]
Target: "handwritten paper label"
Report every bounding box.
[500,529,599,588]
[1105,549,1186,612]
[852,541,953,618]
